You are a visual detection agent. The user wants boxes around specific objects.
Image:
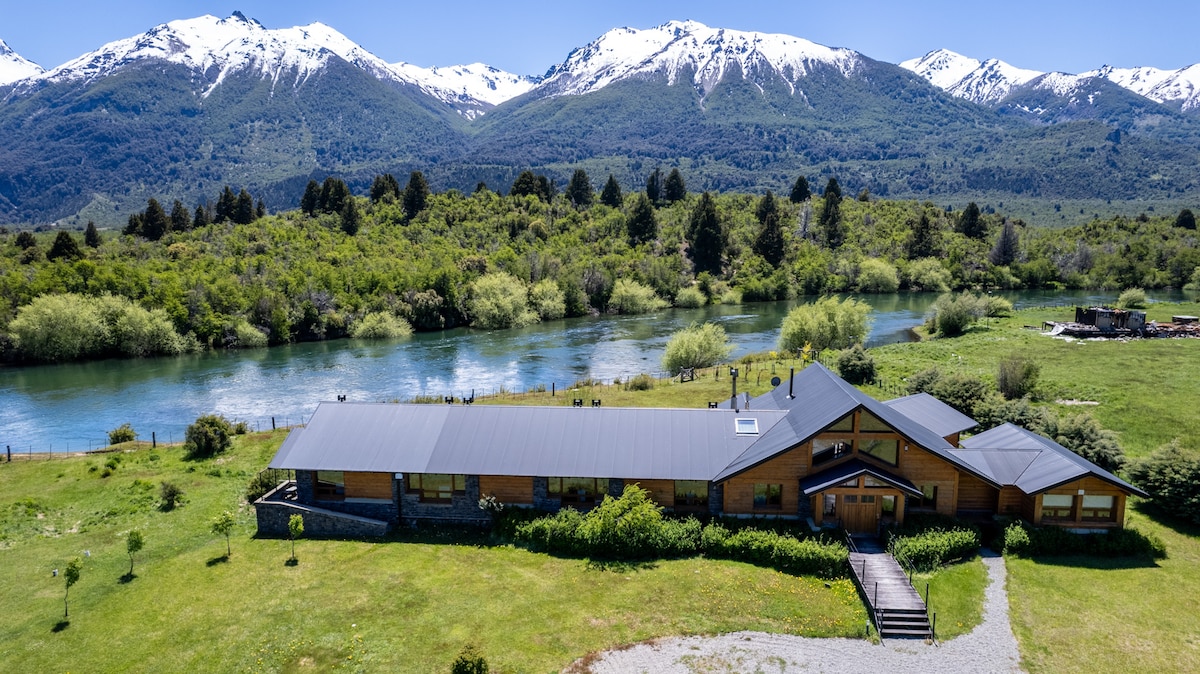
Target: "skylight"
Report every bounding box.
[735,418,759,435]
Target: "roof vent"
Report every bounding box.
[735,418,759,435]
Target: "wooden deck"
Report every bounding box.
[848,535,931,640]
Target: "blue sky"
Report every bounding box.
[5,1,1198,76]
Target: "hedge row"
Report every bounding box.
[1002,522,1166,559]
[884,514,981,572]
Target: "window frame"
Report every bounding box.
[859,437,900,466]
[1080,494,1116,522]
[315,471,345,501]
[406,473,466,504]
[1041,493,1075,521]
[548,477,608,505]
[673,480,709,510]
[753,483,783,510]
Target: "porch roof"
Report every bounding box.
[799,459,923,498]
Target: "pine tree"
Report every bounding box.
[170,200,191,232]
[645,168,663,205]
[509,170,546,200]
[664,168,687,203]
[753,190,785,267]
[319,177,349,215]
[370,174,402,203]
[536,175,554,202]
[340,199,361,236]
[402,171,431,219]
[123,213,143,237]
[215,186,237,223]
[957,201,985,239]
[989,219,1020,266]
[687,192,725,275]
[256,199,266,219]
[626,193,658,244]
[790,176,811,203]
[1175,208,1196,230]
[818,178,844,249]
[907,212,940,259]
[473,182,490,194]
[141,198,170,241]
[600,174,623,208]
[300,179,320,215]
[193,204,211,229]
[84,221,101,248]
[234,189,255,225]
[47,231,82,261]
[15,231,37,249]
[566,168,594,208]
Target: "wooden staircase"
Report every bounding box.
[876,607,932,640]
[846,534,933,641]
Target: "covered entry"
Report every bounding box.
[801,459,924,533]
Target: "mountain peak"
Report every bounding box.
[0,38,45,86]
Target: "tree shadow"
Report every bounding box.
[1023,554,1159,570]
[52,620,70,633]
[1133,502,1200,538]
[206,554,230,567]
[284,558,299,567]
[584,559,660,573]
[118,572,137,584]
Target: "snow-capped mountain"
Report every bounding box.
[900,49,1041,104]
[535,20,862,99]
[0,38,43,85]
[392,62,539,108]
[1089,64,1200,111]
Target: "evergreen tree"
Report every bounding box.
[84,221,101,248]
[215,186,237,223]
[300,179,320,215]
[818,178,844,249]
[789,175,811,203]
[170,200,191,232]
[141,198,170,241]
[687,192,724,275]
[509,170,543,200]
[15,231,36,249]
[645,168,663,205]
[957,201,986,239]
[402,171,431,219]
[1175,208,1196,230]
[340,199,361,236]
[123,213,143,237]
[626,193,658,244]
[566,168,594,208]
[47,231,82,261]
[989,219,1020,266]
[370,173,402,203]
[319,177,350,215]
[234,189,255,225]
[473,181,489,194]
[193,204,211,229]
[536,175,554,202]
[907,212,940,259]
[753,190,785,267]
[600,174,623,208]
[256,199,266,219]
[664,168,687,203]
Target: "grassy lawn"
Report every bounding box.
[0,433,865,673]
[1007,507,1200,673]
[910,556,987,641]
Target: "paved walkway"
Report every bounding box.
[573,551,1022,674]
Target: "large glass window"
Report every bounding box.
[858,411,891,432]
[914,484,938,510]
[881,495,896,516]
[754,483,783,509]
[316,471,345,500]
[1041,494,1075,520]
[860,439,899,466]
[674,481,709,509]
[407,473,466,503]
[823,493,837,516]
[827,414,854,432]
[1081,495,1115,521]
[549,477,608,505]
[812,437,852,466]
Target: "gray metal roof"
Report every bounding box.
[956,423,1147,497]
[270,402,789,481]
[883,393,978,438]
[798,458,923,498]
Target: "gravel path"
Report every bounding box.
[572,551,1022,674]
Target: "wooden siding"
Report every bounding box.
[997,486,1024,516]
[344,472,393,500]
[723,442,809,514]
[626,479,674,509]
[479,476,534,505]
[1035,476,1129,527]
[891,445,959,516]
[957,473,998,512]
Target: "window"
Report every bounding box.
[827,414,854,432]
[754,483,782,509]
[860,495,876,504]
[860,438,899,466]
[1041,494,1074,520]
[823,493,836,516]
[914,484,938,510]
[407,473,466,503]
[674,481,709,509]
[838,477,859,488]
[858,411,891,432]
[1081,495,1115,521]
[881,495,896,515]
[864,476,888,488]
[549,477,608,505]
[735,418,759,435]
[315,471,345,500]
[844,495,858,504]
[812,437,852,466]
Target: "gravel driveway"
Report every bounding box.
[571,551,1022,673]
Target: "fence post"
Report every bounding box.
[925,582,930,608]
[152,432,156,449]
[272,417,276,430]
[7,445,11,462]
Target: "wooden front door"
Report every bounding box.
[841,495,879,533]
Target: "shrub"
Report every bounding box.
[905,258,952,292]
[836,344,876,385]
[232,421,250,435]
[515,508,585,556]
[885,519,980,572]
[778,296,871,352]
[231,320,268,348]
[184,414,234,459]
[469,272,538,329]
[350,312,413,339]
[1127,440,1200,525]
[108,423,137,445]
[905,367,942,395]
[701,525,848,579]
[451,645,489,674]
[983,295,1014,317]
[576,484,675,559]
[1116,287,1147,309]
[608,279,668,315]
[246,472,278,502]
[623,373,655,391]
[930,372,991,418]
[1002,521,1165,559]
[674,286,707,308]
[1041,413,1125,473]
[661,322,733,374]
[159,481,183,511]
[856,258,900,293]
[718,288,743,305]
[528,279,566,320]
[925,292,985,337]
[973,395,1053,433]
[997,353,1040,400]
[8,293,190,362]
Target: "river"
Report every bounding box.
[0,289,1186,452]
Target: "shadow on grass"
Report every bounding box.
[584,559,660,573]
[118,572,137,584]
[52,620,70,633]
[1022,554,1159,570]
[1133,501,1200,538]
[284,558,299,567]
[206,554,230,567]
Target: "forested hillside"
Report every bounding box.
[2,172,1198,363]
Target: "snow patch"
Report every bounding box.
[0,38,44,85]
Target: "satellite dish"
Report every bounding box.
[770,376,781,386]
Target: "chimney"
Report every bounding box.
[788,368,795,399]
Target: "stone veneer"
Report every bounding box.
[255,484,389,538]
